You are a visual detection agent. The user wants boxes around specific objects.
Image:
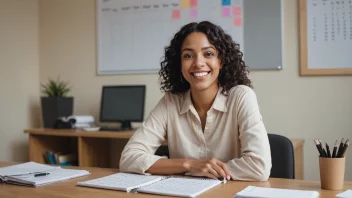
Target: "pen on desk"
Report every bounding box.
[332,140,338,158]
[338,139,349,158]
[219,177,227,184]
[34,173,50,177]
[336,138,345,158]
[326,142,331,158]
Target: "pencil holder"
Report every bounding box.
[319,157,345,190]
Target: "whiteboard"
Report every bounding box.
[97,0,244,74]
[307,0,352,69]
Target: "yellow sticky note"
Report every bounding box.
[181,0,190,9]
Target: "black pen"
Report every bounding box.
[318,140,327,157]
[314,140,324,157]
[218,177,227,184]
[339,139,350,158]
[332,140,338,158]
[336,138,345,158]
[326,142,331,158]
[34,173,50,177]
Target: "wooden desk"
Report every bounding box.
[0,161,349,198]
[24,129,305,179]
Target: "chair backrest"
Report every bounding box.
[155,133,295,179]
[268,133,295,179]
[155,145,170,158]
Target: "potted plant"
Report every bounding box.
[41,78,73,128]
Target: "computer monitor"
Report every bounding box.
[99,85,145,130]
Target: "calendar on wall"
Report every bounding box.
[300,0,352,75]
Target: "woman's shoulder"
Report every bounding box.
[162,91,187,105]
[226,85,259,112]
[227,85,255,98]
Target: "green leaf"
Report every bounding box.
[41,77,71,97]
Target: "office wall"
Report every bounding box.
[38,0,352,181]
[0,0,40,161]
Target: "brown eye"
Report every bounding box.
[205,52,214,57]
[183,54,192,59]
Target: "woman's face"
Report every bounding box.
[180,32,222,93]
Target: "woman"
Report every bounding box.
[120,21,271,181]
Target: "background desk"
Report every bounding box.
[0,161,349,198]
[24,128,305,179]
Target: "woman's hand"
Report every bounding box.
[183,158,231,180]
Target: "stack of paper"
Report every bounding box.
[336,190,352,198]
[0,162,90,187]
[234,186,319,198]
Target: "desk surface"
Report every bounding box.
[0,161,350,198]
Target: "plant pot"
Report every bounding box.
[41,97,74,128]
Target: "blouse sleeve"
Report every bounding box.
[119,95,168,174]
[225,87,272,181]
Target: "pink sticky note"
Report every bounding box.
[233,6,241,16]
[222,7,231,17]
[190,8,198,18]
[172,9,180,19]
[234,17,242,27]
[190,0,198,7]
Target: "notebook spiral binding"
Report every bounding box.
[130,176,170,193]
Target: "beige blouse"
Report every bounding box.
[119,85,272,181]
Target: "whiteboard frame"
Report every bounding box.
[299,0,352,76]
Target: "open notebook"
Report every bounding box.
[234,186,319,198]
[0,162,90,187]
[77,172,222,198]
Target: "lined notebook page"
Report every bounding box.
[137,177,222,198]
[77,173,164,192]
[235,186,319,198]
[0,162,58,176]
[8,168,90,186]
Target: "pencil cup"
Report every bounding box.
[319,157,345,190]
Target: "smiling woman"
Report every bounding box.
[180,33,221,95]
[119,21,272,182]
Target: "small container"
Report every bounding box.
[319,157,345,190]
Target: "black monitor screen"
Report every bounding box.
[100,85,145,122]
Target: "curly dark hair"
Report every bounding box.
[159,21,252,95]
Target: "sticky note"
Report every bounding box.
[190,8,198,18]
[181,0,190,8]
[172,9,180,19]
[222,0,231,6]
[190,0,198,7]
[233,6,241,16]
[222,7,231,17]
[234,17,242,27]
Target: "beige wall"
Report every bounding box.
[36,0,352,181]
[0,0,40,162]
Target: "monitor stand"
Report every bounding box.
[120,120,131,130]
[99,121,133,132]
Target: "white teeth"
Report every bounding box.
[193,72,208,77]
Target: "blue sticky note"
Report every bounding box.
[222,0,231,6]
